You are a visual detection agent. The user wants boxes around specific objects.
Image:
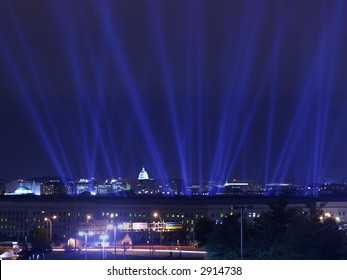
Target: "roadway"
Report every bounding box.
[49,246,206,260]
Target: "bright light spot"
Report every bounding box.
[324,212,331,218]
[100,235,108,240]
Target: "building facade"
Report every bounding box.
[0,195,346,245]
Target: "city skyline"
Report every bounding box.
[1,1,347,184]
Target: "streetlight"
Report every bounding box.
[78,231,94,260]
[44,215,57,241]
[153,212,163,246]
[87,215,95,223]
[107,224,117,259]
[190,220,196,247]
[148,226,153,256]
[87,215,95,246]
[232,205,252,260]
[100,234,108,260]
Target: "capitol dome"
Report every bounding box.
[138,167,149,180]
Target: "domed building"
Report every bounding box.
[138,167,149,180]
[14,186,33,195]
[135,167,160,195]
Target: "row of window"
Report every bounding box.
[0,211,28,216]
[0,211,256,221]
[32,211,71,217]
[0,218,28,222]
[4,209,346,223]
[0,208,275,220]
[0,225,28,230]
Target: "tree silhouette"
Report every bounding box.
[205,198,347,259]
[194,217,214,246]
[28,228,51,252]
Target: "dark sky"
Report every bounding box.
[1,0,347,184]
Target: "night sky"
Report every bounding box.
[1,0,347,184]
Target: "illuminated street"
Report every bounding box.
[46,246,205,260]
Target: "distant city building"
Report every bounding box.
[95,182,112,195]
[319,183,347,195]
[264,182,310,196]
[223,180,264,196]
[76,178,97,195]
[136,178,158,195]
[14,186,33,195]
[2,173,347,198]
[5,179,40,195]
[168,179,184,195]
[208,179,225,195]
[40,179,67,195]
[187,182,207,196]
[111,178,127,193]
[134,167,162,195]
[138,167,149,180]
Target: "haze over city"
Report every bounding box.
[1,0,347,185]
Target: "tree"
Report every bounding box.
[28,228,51,252]
[205,214,245,259]
[194,217,214,247]
[205,198,347,259]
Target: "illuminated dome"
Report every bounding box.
[138,167,149,180]
[14,186,33,195]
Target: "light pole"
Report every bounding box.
[44,215,57,241]
[107,224,117,260]
[100,234,108,260]
[78,231,94,260]
[148,228,153,256]
[232,205,252,260]
[191,221,196,247]
[153,212,163,246]
[87,215,95,246]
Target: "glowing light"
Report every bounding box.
[324,212,331,218]
[107,224,114,230]
[138,167,150,180]
[100,235,108,240]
